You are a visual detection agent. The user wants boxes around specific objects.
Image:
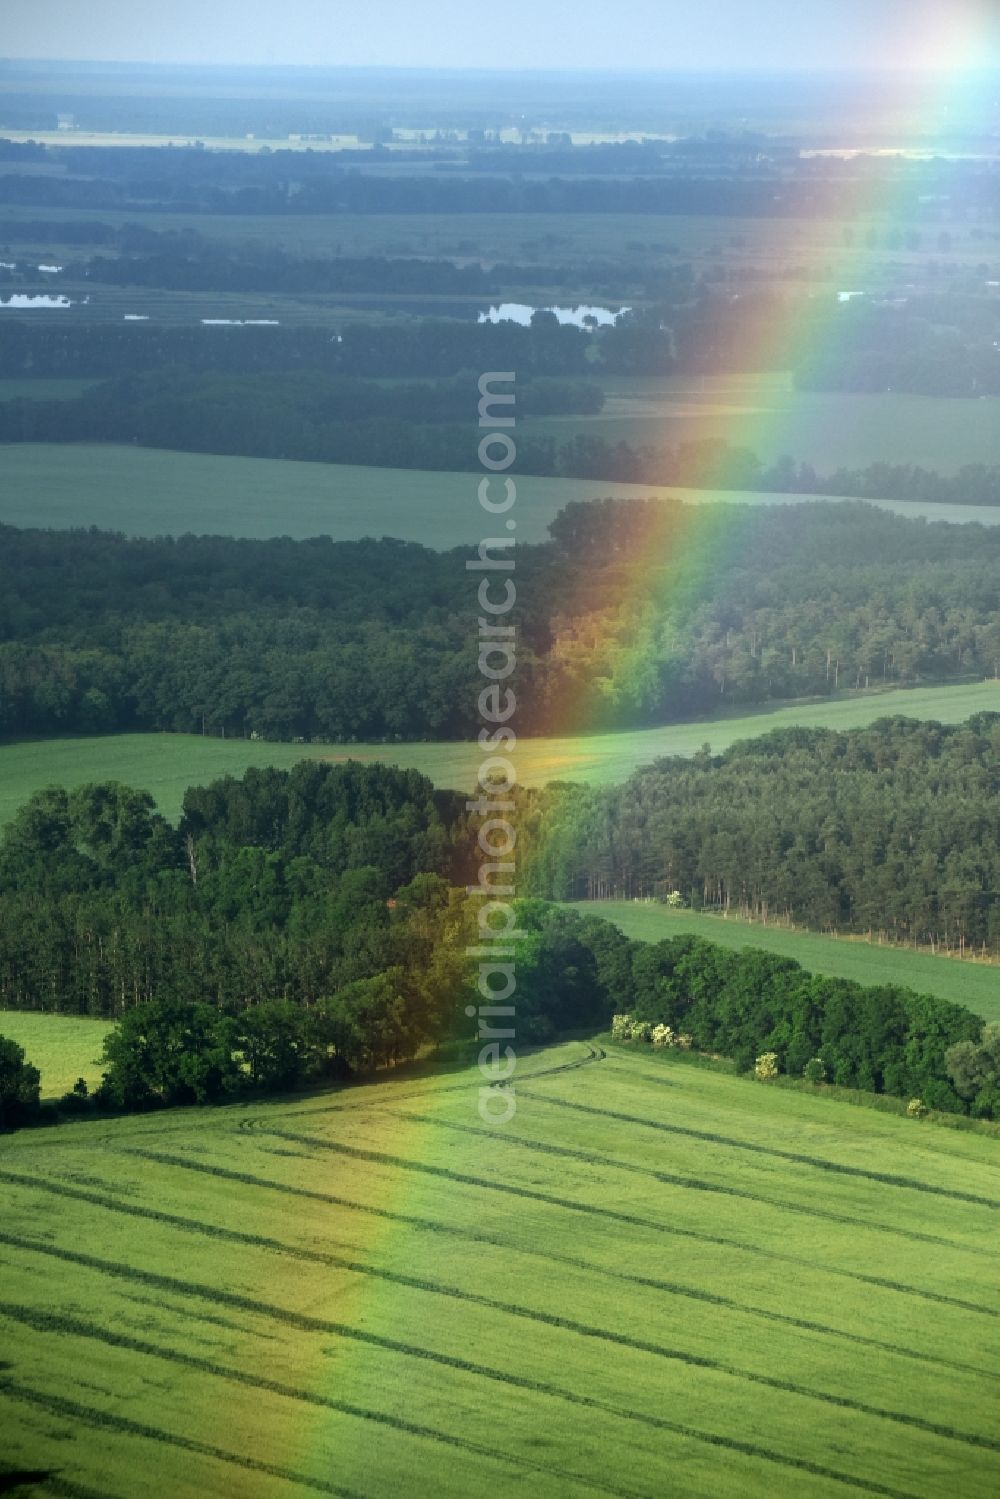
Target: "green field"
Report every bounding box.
[0,1012,113,1098]
[528,373,1000,475]
[2,1037,999,1496]
[0,682,996,826]
[1,444,998,544]
[575,901,1000,1025]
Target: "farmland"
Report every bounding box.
[0,681,995,827]
[527,373,1000,474]
[573,901,1000,1025]
[0,1012,113,1098]
[1,444,998,545]
[2,1036,999,1496]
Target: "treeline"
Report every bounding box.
[0,318,596,379]
[8,357,1000,506]
[592,926,985,1113]
[1,499,999,739]
[0,765,468,1023]
[3,145,995,221]
[2,869,996,1120]
[0,369,601,465]
[522,716,1000,953]
[0,217,635,294]
[797,301,1000,398]
[79,249,496,296]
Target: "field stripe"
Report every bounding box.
[518,1090,1000,1207]
[0,1220,994,1457]
[0,1237,923,1499]
[255,1131,1000,1316]
[0,1379,362,1498]
[39,1481,113,1499]
[388,1111,1000,1257]
[0,1303,634,1499]
[124,1146,998,1382]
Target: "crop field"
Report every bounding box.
[1,1037,999,1496]
[574,902,1000,1025]
[1,445,998,545]
[0,1012,113,1098]
[527,374,1000,474]
[0,682,995,827]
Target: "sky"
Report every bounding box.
[2,0,1000,73]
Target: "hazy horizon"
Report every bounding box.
[2,0,999,73]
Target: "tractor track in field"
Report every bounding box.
[0,1302,638,1499]
[2,1220,996,1460]
[118,1146,997,1382]
[0,1378,364,1498]
[0,1239,926,1499]
[232,1042,607,1132]
[384,1110,1000,1259]
[247,1130,1000,1317]
[516,1089,1000,1208]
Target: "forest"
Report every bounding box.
[1,749,996,1124]
[0,497,996,740]
[521,715,1000,952]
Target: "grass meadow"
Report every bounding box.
[0,444,997,545]
[0,1012,113,1098]
[574,902,1000,1025]
[1,1037,999,1496]
[0,682,995,826]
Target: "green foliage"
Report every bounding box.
[945,1023,1000,1118]
[0,1034,41,1128]
[526,716,1000,952]
[0,498,999,741]
[803,1056,827,1083]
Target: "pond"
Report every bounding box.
[0,294,72,309]
[478,303,629,328]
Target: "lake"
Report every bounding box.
[478,302,629,327]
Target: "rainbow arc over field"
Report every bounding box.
[545,35,1000,730]
[208,34,1000,1480]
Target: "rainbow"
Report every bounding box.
[191,35,1000,1485]
[544,43,1000,728]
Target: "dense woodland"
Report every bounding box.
[0,747,996,1122]
[522,716,1000,953]
[0,498,996,740]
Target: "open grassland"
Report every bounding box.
[574,902,1000,1026]
[528,373,1000,475]
[0,682,996,826]
[0,1012,113,1098]
[1,1038,999,1496]
[1,445,998,544]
